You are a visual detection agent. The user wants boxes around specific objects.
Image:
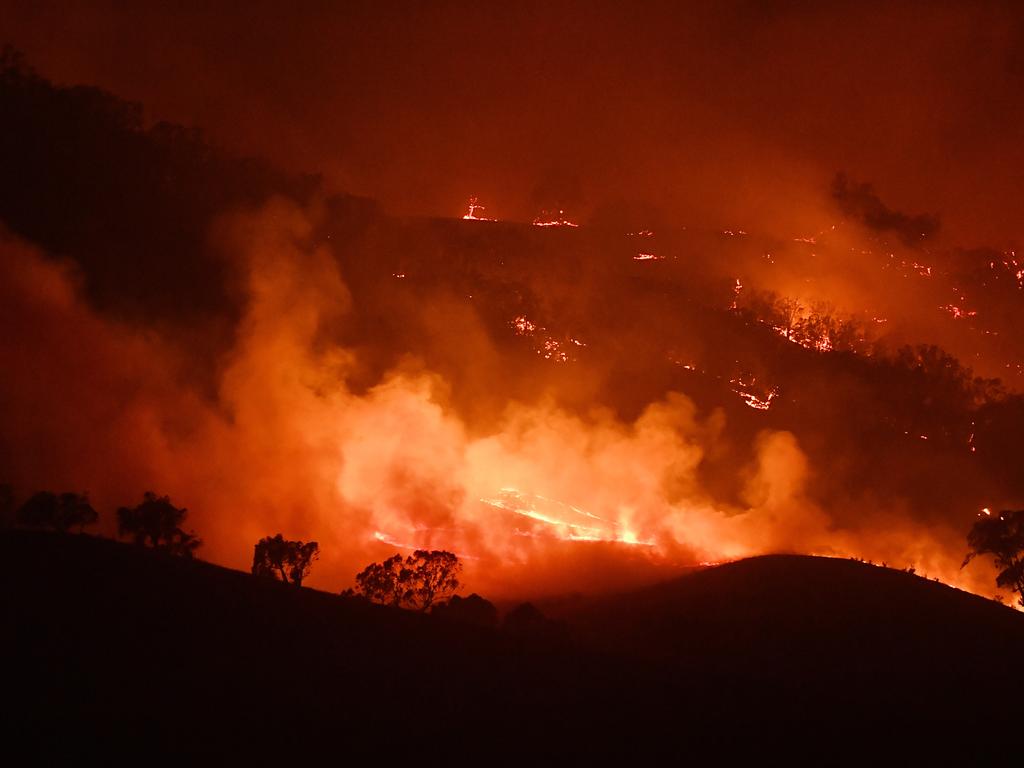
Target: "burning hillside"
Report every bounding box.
[2,47,1024,604]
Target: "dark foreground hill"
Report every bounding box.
[3,532,1023,753]
[560,554,1024,711]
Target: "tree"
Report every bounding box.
[962,509,1024,606]
[252,533,319,587]
[403,550,462,611]
[15,491,98,532]
[117,491,201,558]
[430,593,498,628]
[354,554,408,607]
[353,550,462,611]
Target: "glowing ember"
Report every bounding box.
[462,197,494,221]
[540,338,568,362]
[509,315,584,363]
[511,315,537,335]
[734,388,778,410]
[730,278,742,310]
[940,304,977,319]
[633,252,663,261]
[730,374,779,410]
[532,209,579,227]
[886,254,934,279]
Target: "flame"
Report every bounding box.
[532,209,579,227]
[730,374,779,410]
[479,488,655,546]
[730,278,742,310]
[462,197,494,221]
[0,200,1012,602]
[510,314,584,363]
[940,304,977,320]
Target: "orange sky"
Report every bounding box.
[4,0,1024,245]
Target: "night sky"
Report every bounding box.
[6,1,1024,242]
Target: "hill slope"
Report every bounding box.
[4,531,1024,751]
[561,554,1024,715]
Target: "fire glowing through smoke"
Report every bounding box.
[0,200,1006,601]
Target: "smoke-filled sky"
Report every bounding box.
[5,0,1024,244]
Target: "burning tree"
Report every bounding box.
[15,491,98,533]
[116,492,201,558]
[252,533,319,587]
[963,509,1024,606]
[353,550,462,611]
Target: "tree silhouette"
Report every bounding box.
[354,554,409,607]
[403,550,461,611]
[15,491,98,533]
[353,550,462,611]
[116,492,201,558]
[252,534,319,587]
[963,509,1024,606]
[431,593,498,628]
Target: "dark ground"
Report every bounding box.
[3,531,1022,755]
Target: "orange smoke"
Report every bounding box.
[0,201,1005,601]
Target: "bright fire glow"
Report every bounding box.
[462,197,494,221]
[940,303,977,319]
[2,198,1012,605]
[730,374,779,410]
[532,209,579,227]
[510,314,584,363]
[730,278,742,310]
[479,488,655,546]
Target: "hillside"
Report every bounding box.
[4,531,1023,752]
[560,554,1024,715]
[5,53,1024,593]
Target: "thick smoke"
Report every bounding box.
[0,197,1001,600]
[0,37,1016,603]
[832,173,941,246]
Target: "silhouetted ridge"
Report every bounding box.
[563,554,1024,711]
[4,532,1023,751]
[1,47,327,325]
